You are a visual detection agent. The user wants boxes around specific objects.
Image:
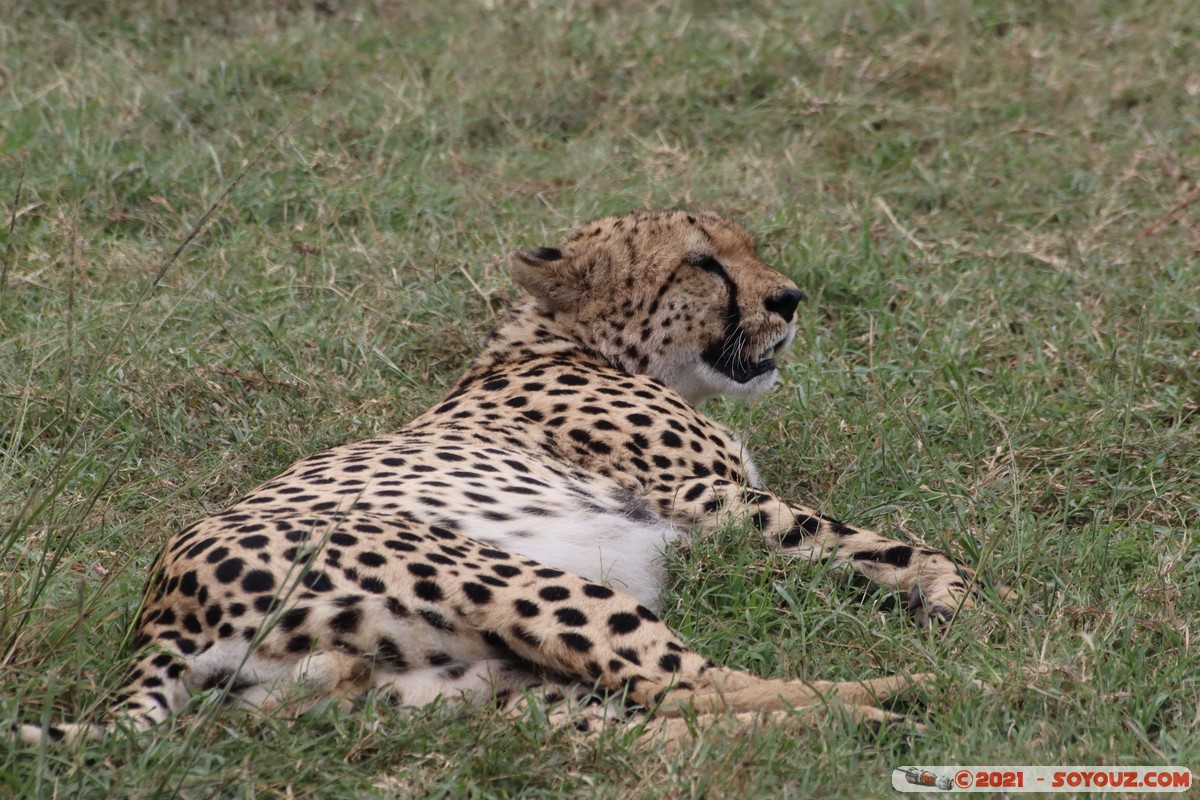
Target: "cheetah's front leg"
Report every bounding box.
[665,478,988,626]
[443,549,929,730]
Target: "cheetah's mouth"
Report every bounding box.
[702,331,791,384]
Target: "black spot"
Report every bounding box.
[280,607,310,631]
[829,519,858,536]
[635,605,659,622]
[534,568,564,578]
[287,635,313,653]
[358,551,386,568]
[254,596,281,614]
[559,632,593,653]
[385,597,409,617]
[582,584,614,599]
[241,570,275,594]
[420,609,454,632]
[185,538,215,559]
[282,547,305,564]
[492,564,521,578]
[554,608,588,626]
[780,514,823,547]
[462,582,493,604]
[179,571,199,597]
[514,599,540,617]
[239,535,270,549]
[658,653,681,672]
[330,607,362,633]
[473,635,514,664]
[660,431,683,448]
[539,586,570,602]
[414,580,444,602]
[214,558,244,584]
[376,638,409,670]
[608,612,641,634]
[855,545,913,568]
[555,374,589,386]
[625,413,652,427]
[512,625,541,646]
[302,570,334,592]
[360,577,386,594]
[408,563,438,578]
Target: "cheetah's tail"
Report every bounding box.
[16,649,190,746]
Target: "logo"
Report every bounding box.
[899,768,953,791]
[892,766,1192,793]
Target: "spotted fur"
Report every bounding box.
[19,210,993,746]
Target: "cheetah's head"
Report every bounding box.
[511,210,803,404]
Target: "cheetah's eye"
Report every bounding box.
[684,253,724,275]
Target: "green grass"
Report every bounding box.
[2,1,1198,797]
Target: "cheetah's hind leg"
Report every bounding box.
[235,651,373,716]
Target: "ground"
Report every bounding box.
[1,1,1198,798]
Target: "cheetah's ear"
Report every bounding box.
[510,247,586,313]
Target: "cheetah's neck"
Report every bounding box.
[450,298,616,389]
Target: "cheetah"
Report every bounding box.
[19,210,994,746]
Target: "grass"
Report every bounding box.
[1,0,1198,797]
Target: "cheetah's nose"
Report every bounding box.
[763,288,805,321]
